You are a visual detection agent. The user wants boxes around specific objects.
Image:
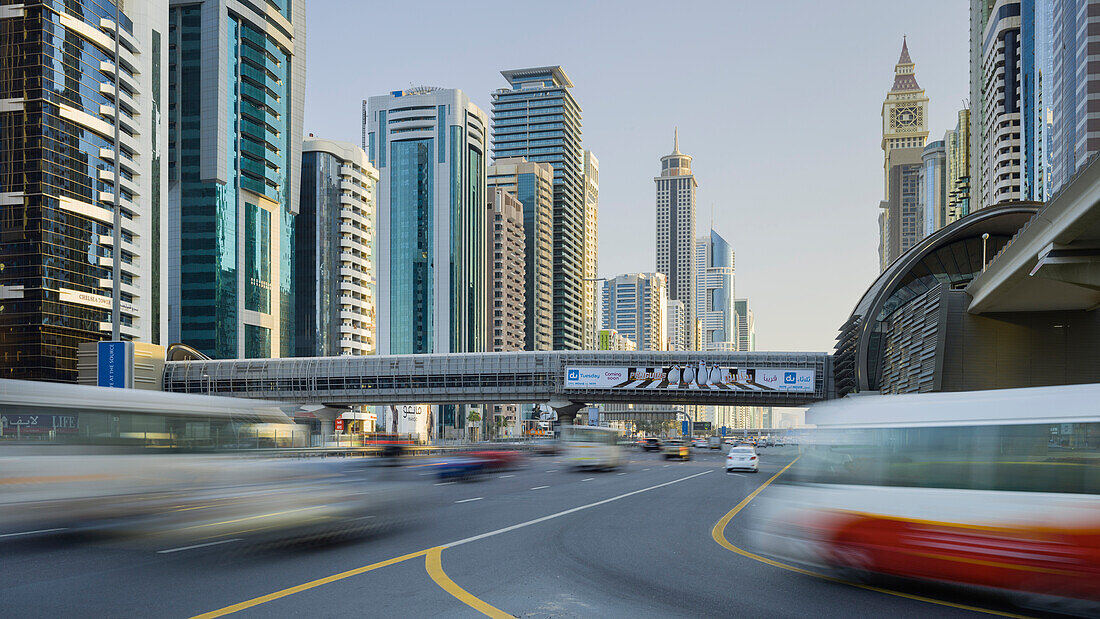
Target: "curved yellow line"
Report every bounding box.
[190,548,431,618]
[710,456,1032,619]
[425,546,513,618]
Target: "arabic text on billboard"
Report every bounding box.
[563,366,814,393]
[1,414,79,436]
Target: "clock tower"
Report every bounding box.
[882,37,929,155]
[878,38,930,271]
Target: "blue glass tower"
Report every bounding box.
[492,67,585,350]
[365,88,487,357]
[166,0,305,359]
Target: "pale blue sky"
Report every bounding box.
[303,0,969,352]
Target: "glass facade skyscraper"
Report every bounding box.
[492,66,585,351]
[695,229,737,352]
[0,0,168,381]
[365,87,487,357]
[166,0,305,359]
[920,141,948,235]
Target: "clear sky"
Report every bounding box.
[303,0,969,352]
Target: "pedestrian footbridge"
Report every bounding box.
[163,351,834,415]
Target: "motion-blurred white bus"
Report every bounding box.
[561,425,624,471]
[747,384,1100,612]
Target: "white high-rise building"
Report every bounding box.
[602,273,668,351]
[296,137,378,357]
[582,151,600,349]
[655,130,697,349]
[695,229,738,351]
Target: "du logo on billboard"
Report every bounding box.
[568,369,580,381]
[784,372,797,385]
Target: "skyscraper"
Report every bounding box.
[492,66,584,351]
[695,229,738,351]
[879,39,929,270]
[968,1,1053,207]
[655,130,697,347]
[486,188,526,355]
[296,137,378,357]
[166,0,306,359]
[945,109,972,222]
[666,299,686,351]
[0,0,168,381]
[486,187,526,436]
[582,150,599,349]
[602,273,668,351]
[487,158,554,351]
[1051,0,1099,193]
[977,2,1025,207]
[920,141,948,235]
[365,87,487,356]
[734,298,755,353]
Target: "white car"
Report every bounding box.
[692,438,708,448]
[725,446,758,473]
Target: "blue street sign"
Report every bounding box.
[98,341,127,388]
[681,420,689,435]
[721,426,727,436]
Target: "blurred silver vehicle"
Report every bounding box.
[0,380,425,547]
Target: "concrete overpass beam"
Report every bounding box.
[547,399,586,425]
[1031,242,1100,292]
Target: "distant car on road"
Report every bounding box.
[692,438,708,449]
[707,436,723,449]
[725,446,758,473]
[641,438,662,452]
[663,439,691,461]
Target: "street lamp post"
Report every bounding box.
[981,232,990,272]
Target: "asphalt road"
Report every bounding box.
[0,446,1047,618]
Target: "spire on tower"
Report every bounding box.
[891,37,920,91]
[673,127,680,154]
[898,36,912,64]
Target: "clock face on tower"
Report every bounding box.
[890,105,924,131]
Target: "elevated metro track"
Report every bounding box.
[164,351,834,410]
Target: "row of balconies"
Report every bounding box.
[340,207,371,227]
[340,232,372,249]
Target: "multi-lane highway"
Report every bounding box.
[1,447,1038,617]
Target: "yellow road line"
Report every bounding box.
[189,470,710,617]
[710,457,1031,618]
[425,547,513,618]
[189,548,431,619]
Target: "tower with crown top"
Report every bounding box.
[878,38,930,271]
[655,129,698,349]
